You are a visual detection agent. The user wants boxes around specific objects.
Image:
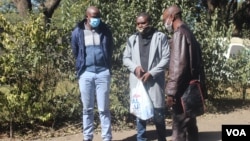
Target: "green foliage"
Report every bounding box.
[0,11,79,130]
[88,0,176,68]
[223,47,250,100]
[242,23,250,38]
[0,0,249,137]
[192,8,234,99]
[109,70,131,127]
[0,0,15,13]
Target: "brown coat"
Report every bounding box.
[165,24,207,99]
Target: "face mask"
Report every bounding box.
[137,25,152,34]
[164,18,173,33]
[137,27,144,33]
[89,18,100,28]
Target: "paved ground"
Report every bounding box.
[1,108,250,141]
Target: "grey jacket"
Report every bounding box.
[123,31,170,108]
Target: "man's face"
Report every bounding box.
[136,16,149,29]
[87,9,100,22]
[86,8,101,28]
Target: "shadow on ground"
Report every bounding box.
[199,131,221,141]
[120,129,172,141]
[207,98,250,114]
[116,130,221,141]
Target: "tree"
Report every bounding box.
[203,0,250,37]
[0,0,249,138]
[11,0,61,25]
[12,0,32,17]
[39,0,61,25]
[5,0,250,37]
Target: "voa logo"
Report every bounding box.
[226,129,246,136]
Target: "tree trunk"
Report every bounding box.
[242,85,247,100]
[12,0,32,17]
[205,0,250,37]
[9,117,13,139]
[41,0,62,27]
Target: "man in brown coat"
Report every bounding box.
[163,5,207,141]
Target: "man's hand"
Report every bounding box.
[135,66,145,78]
[141,72,152,83]
[166,96,175,107]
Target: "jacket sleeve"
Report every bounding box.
[71,28,79,59]
[123,36,138,73]
[165,32,190,97]
[107,28,114,69]
[148,33,170,78]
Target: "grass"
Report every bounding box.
[205,88,250,114]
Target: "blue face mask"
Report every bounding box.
[89,18,100,28]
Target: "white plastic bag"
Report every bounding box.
[130,80,154,120]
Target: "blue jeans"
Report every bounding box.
[136,108,167,141]
[79,69,112,141]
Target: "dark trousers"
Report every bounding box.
[136,108,167,141]
[171,113,198,141]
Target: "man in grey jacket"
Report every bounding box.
[123,12,170,141]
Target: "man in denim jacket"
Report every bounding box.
[71,6,113,141]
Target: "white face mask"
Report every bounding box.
[164,18,173,33]
[136,27,144,33]
[136,25,152,34]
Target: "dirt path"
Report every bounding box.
[1,108,250,141]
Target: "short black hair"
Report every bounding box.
[136,12,152,23]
